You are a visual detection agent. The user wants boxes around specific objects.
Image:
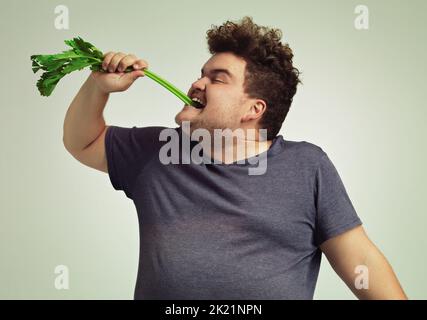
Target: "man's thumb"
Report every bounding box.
[125,70,145,82]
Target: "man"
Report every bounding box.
[63,17,407,299]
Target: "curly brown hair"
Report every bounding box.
[206,16,301,139]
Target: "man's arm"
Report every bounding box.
[320,225,408,300]
[62,52,148,173]
[63,73,110,172]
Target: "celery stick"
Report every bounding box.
[31,36,199,108]
[143,69,193,106]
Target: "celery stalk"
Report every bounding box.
[31,36,200,108]
[143,69,193,106]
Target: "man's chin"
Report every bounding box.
[175,113,195,127]
[174,115,205,133]
[174,108,202,126]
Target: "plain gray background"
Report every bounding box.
[0,0,426,299]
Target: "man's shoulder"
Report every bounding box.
[129,125,174,133]
[283,138,326,160]
[275,138,328,173]
[108,125,177,140]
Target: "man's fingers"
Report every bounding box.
[102,51,149,74]
[133,59,149,70]
[108,52,126,73]
[118,54,137,72]
[102,52,115,70]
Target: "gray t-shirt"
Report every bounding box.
[105,125,362,299]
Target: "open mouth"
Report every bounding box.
[191,97,206,109]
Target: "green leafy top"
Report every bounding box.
[31,37,104,96]
[30,37,199,108]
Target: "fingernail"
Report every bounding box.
[133,64,140,69]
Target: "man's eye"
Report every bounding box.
[196,77,223,83]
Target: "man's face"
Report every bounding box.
[174,52,255,133]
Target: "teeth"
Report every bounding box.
[191,97,205,106]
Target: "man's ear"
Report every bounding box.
[241,99,267,123]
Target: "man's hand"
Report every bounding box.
[320,225,408,300]
[91,52,149,93]
[63,51,148,170]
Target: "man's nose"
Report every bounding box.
[190,77,208,92]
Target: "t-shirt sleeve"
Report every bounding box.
[104,125,166,199]
[314,153,362,246]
